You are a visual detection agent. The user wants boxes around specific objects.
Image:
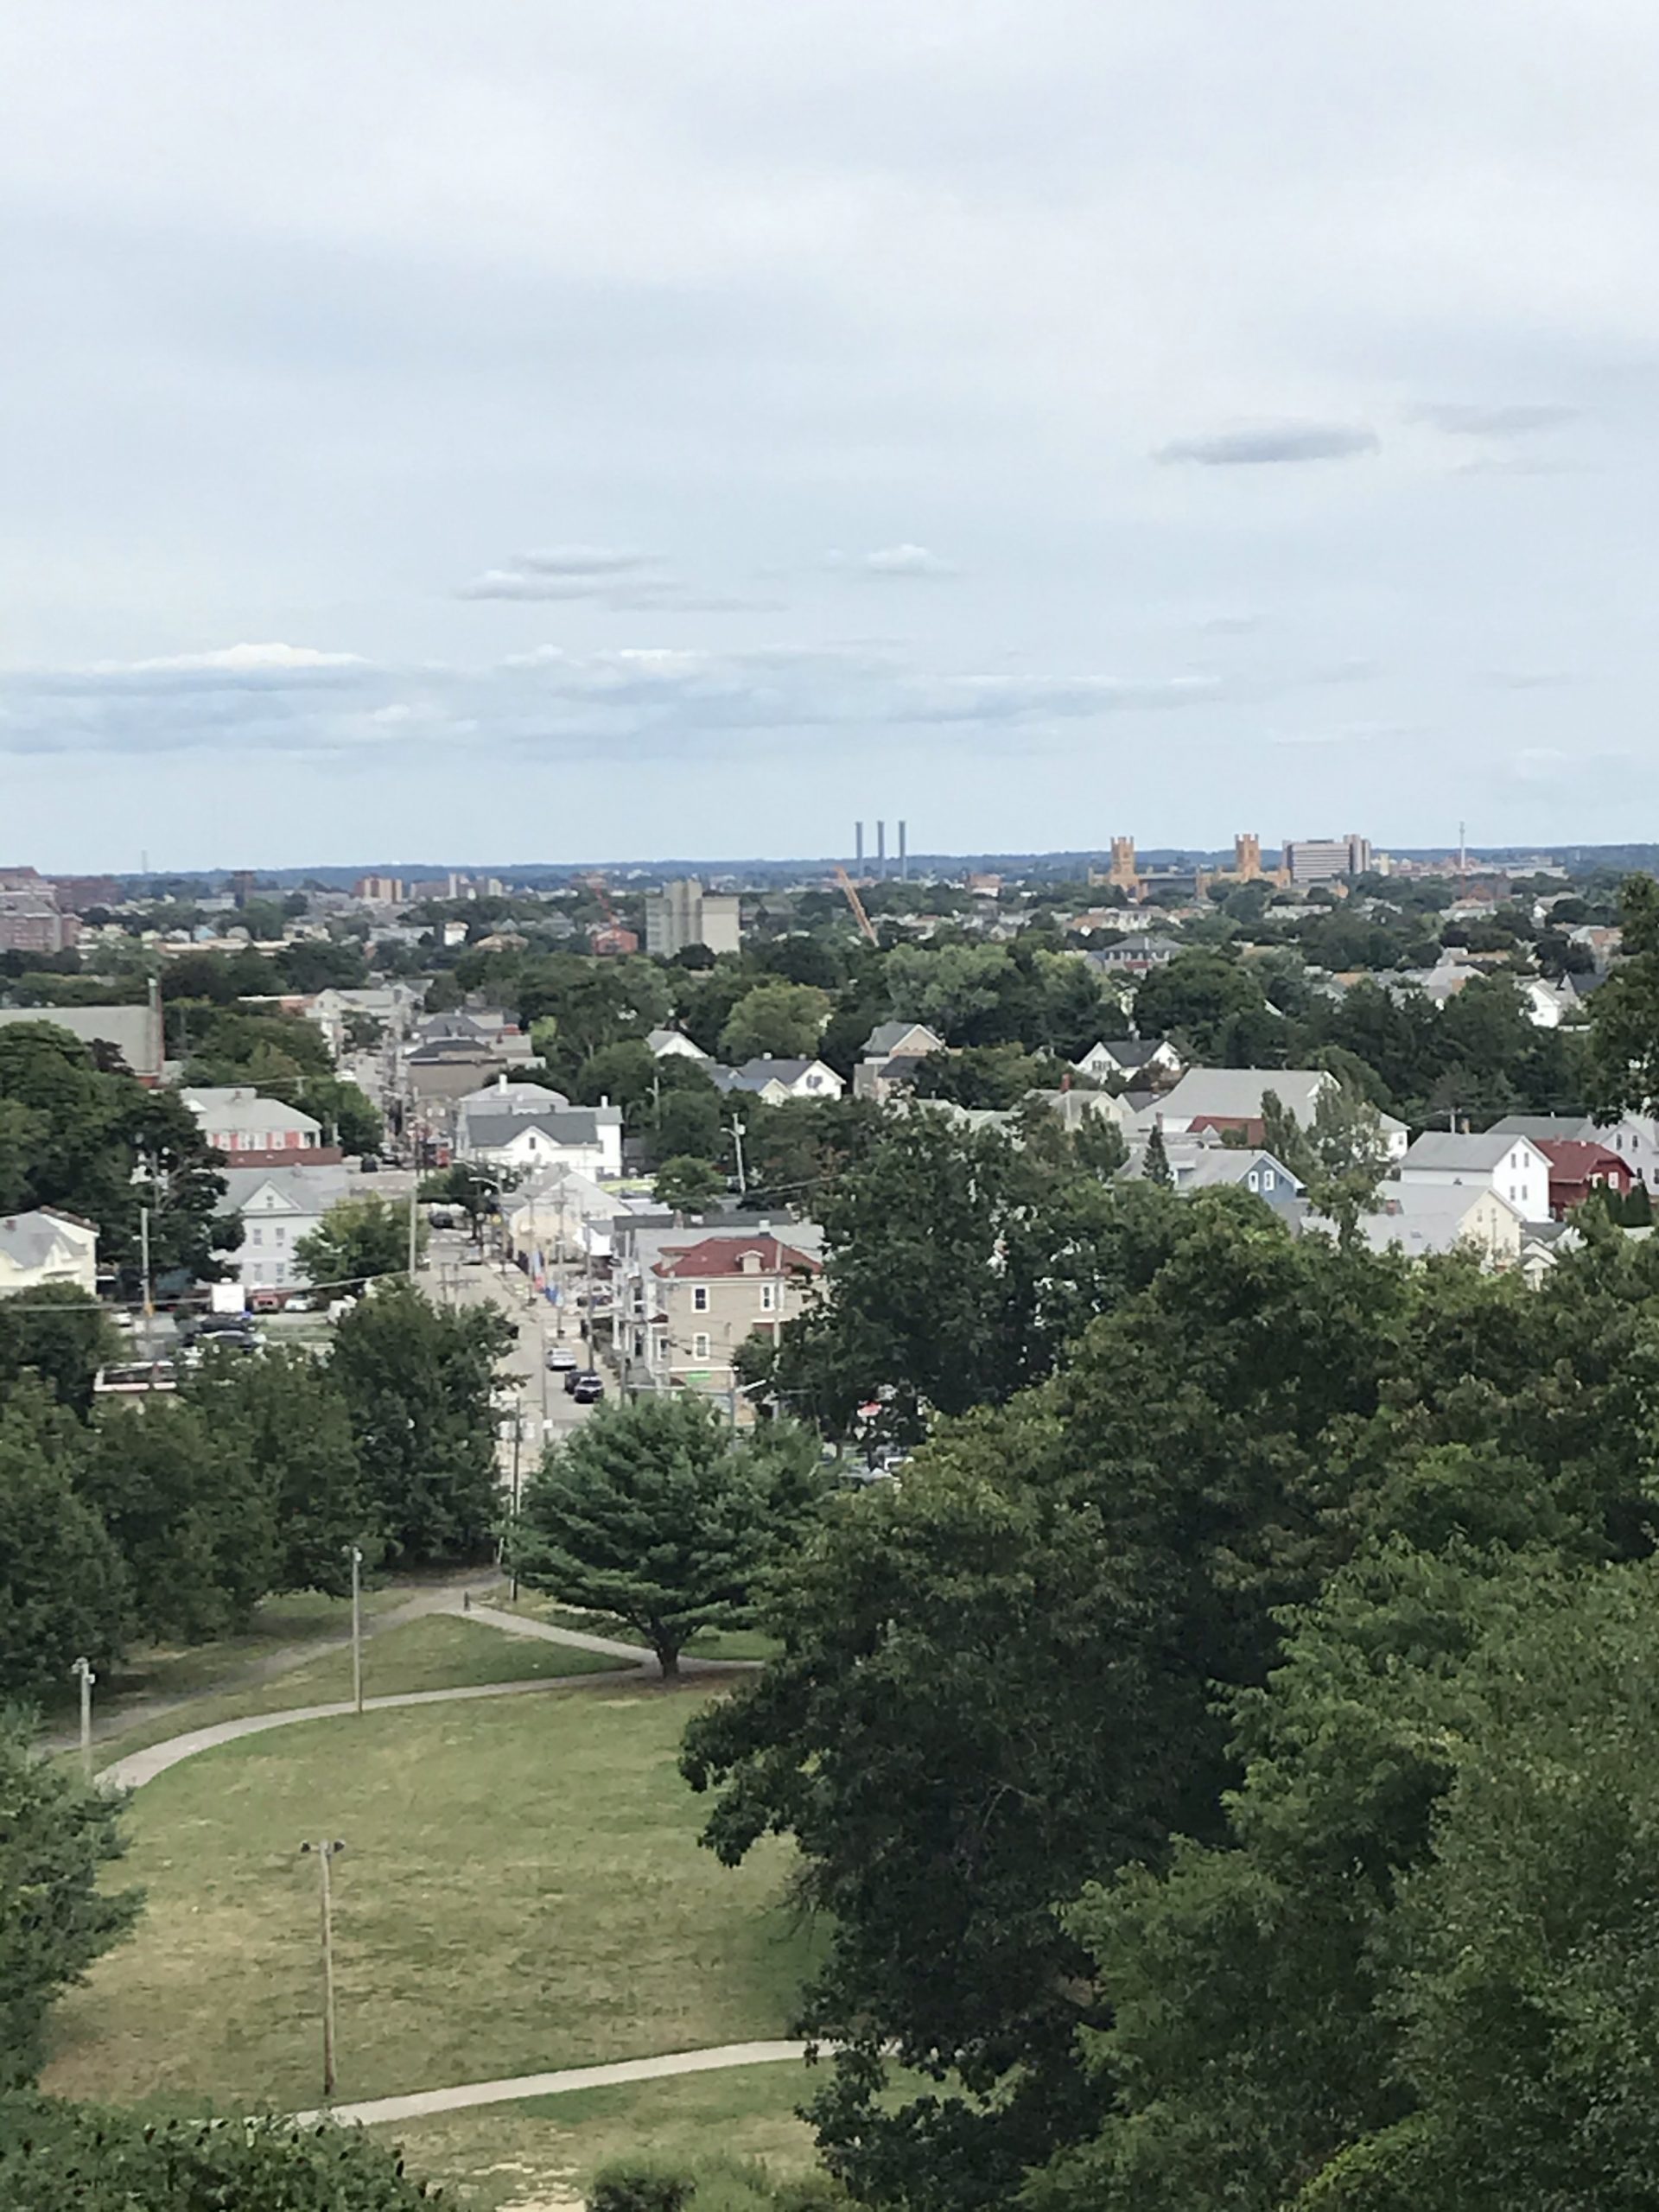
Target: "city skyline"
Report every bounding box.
[6,3,1658,865]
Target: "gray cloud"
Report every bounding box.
[1154,423,1380,467]
[1411,403,1579,437]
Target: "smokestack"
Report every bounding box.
[855,820,864,867]
[898,819,907,880]
[876,819,887,875]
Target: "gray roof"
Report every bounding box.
[1147,1068,1332,1126]
[455,1079,571,1116]
[185,1090,321,1137]
[1487,1114,1597,1141]
[1346,1185,1522,1257]
[711,1058,838,1093]
[1403,1130,1541,1173]
[0,1207,97,1268]
[861,1020,942,1058]
[214,1164,351,1217]
[462,1108,618,1149]
[1090,1038,1169,1070]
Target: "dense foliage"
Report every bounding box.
[685,1205,1659,2210]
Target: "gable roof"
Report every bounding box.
[1147,1068,1332,1126]
[1403,1130,1543,1173]
[654,1233,821,1280]
[861,1020,943,1058]
[1531,1138,1628,1180]
[0,1207,99,1269]
[463,1108,618,1150]
[214,1163,350,1217]
[455,1079,572,1116]
[1349,1184,1523,1256]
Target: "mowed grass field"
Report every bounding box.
[92,1614,629,1767]
[44,1684,814,2115]
[391,2063,827,2209]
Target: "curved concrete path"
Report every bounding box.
[100,1598,753,1791]
[299,2040,811,2128]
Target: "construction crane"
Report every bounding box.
[835,865,880,948]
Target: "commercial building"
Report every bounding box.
[0,869,78,954]
[644,879,741,959]
[1282,833,1372,885]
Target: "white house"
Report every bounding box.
[0,1207,99,1296]
[1347,1185,1527,1266]
[452,1075,573,1154]
[215,1163,350,1295]
[457,1105,624,1179]
[1139,1069,1409,1160]
[645,1027,710,1062]
[183,1085,326,1160]
[1075,1038,1182,1083]
[1395,1131,1551,1223]
[712,1058,846,1105]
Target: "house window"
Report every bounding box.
[250,1227,263,1246]
[692,1285,709,1312]
[760,1282,777,1311]
[1262,1169,1275,1190]
[1247,1170,1260,1192]
[693,1332,710,1360]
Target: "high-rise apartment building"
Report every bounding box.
[0,869,77,954]
[644,879,742,958]
[1282,833,1372,886]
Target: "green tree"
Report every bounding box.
[0,1383,129,1700]
[330,1284,509,1561]
[1586,871,1659,1122]
[1301,1079,1391,1243]
[77,1397,278,1641]
[1141,1119,1173,1185]
[1132,951,1270,1060]
[0,2101,437,2207]
[292,1075,383,1157]
[719,982,833,1063]
[296,1194,422,1289]
[0,1284,117,1416]
[573,1039,659,1112]
[186,1350,375,1593]
[0,1713,141,2088]
[653,1155,728,1217]
[513,1395,790,1678]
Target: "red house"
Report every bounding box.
[1534,1138,1633,1218]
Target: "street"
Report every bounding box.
[416,1229,599,1470]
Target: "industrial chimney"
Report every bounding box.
[876,819,887,874]
[898,819,908,880]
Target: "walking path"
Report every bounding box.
[99,1596,752,1791]
[298,2041,811,2129]
[42,1570,499,1754]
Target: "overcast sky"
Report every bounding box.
[3,1,1657,870]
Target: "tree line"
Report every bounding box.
[0,1280,508,1703]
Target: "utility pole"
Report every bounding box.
[299,1839,346,2102]
[406,1169,420,1281]
[728,1117,748,1201]
[510,1416,523,1602]
[347,1545,364,1715]
[138,1200,154,1367]
[71,1656,94,1781]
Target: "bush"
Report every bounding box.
[589,2166,696,2212]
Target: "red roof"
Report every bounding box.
[1534,1139,1631,1185]
[655,1234,820,1280]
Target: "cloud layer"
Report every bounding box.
[1,3,1656,860]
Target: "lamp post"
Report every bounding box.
[70,1656,95,1781]
[299,1838,347,2101]
[347,1544,364,1715]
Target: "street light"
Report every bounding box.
[298,1839,347,2101]
[346,1544,365,1714]
[70,1656,95,1781]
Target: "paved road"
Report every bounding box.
[419,1232,599,1465]
[298,2041,812,2128]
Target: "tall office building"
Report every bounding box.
[645,879,742,958]
[1282,833,1372,885]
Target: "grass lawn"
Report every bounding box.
[45,1683,814,2115]
[493,1586,781,1664]
[391,2063,827,2209]
[39,1587,408,1731]
[92,1615,630,1767]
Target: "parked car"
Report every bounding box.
[563,1363,584,1395]
[572,1370,604,1404]
[545,1346,580,1373]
